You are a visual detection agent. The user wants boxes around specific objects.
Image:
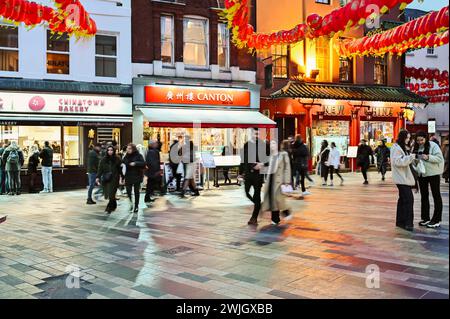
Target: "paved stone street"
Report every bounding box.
[0,172,448,299]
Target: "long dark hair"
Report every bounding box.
[320,140,329,152]
[105,146,117,162]
[413,131,430,154]
[396,130,410,153]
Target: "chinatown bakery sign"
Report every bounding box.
[0,92,131,116]
[144,85,251,107]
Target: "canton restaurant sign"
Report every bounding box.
[324,105,345,116]
[0,92,131,116]
[144,85,251,107]
[371,107,393,117]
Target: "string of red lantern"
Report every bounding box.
[220,0,413,51]
[404,66,449,82]
[0,0,96,37]
[339,6,449,57]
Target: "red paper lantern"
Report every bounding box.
[306,13,323,30]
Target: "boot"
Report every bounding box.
[86,198,96,205]
[133,205,139,214]
[192,189,200,197]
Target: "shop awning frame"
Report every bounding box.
[270,81,428,105]
[137,107,276,129]
[0,113,132,123]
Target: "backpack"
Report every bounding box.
[7,149,20,168]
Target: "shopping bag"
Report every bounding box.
[281,184,294,194]
[176,162,184,175]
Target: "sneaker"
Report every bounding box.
[40,190,48,194]
[427,222,441,228]
[329,182,334,187]
[247,218,258,226]
[363,181,369,185]
[340,179,344,186]
[418,220,430,227]
[283,214,293,221]
[86,199,96,205]
[271,221,280,226]
[302,191,312,196]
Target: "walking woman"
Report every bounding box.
[328,142,344,186]
[28,145,40,193]
[261,140,292,225]
[318,140,330,186]
[222,146,232,184]
[180,135,200,198]
[412,131,445,228]
[391,130,416,231]
[123,143,146,213]
[96,146,122,214]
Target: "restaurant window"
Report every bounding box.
[161,15,174,65]
[271,45,288,78]
[374,55,387,85]
[218,23,230,69]
[360,121,394,149]
[95,35,117,77]
[316,37,330,82]
[64,126,82,166]
[339,57,353,83]
[312,120,350,166]
[183,17,208,67]
[47,30,70,74]
[0,26,19,72]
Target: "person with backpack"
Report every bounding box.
[28,145,41,193]
[2,141,24,195]
[318,140,331,186]
[39,141,54,193]
[123,143,146,213]
[291,135,311,195]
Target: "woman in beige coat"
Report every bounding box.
[261,140,292,225]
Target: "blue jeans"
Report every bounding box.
[41,166,53,192]
[87,173,97,200]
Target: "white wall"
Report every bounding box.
[406,44,449,134]
[0,0,132,85]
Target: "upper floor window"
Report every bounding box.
[374,56,387,85]
[95,35,117,78]
[47,30,69,74]
[427,47,436,56]
[218,23,230,69]
[316,0,331,4]
[340,0,351,5]
[161,15,174,65]
[183,17,208,67]
[271,45,288,78]
[215,0,225,8]
[339,57,353,83]
[0,26,18,72]
[316,37,330,82]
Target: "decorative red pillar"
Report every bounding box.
[350,108,360,171]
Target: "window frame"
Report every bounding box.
[95,34,118,78]
[183,16,210,69]
[161,15,175,66]
[316,0,331,4]
[0,24,19,73]
[217,22,230,70]
[426,47,436,56]
[46,30,70,75]
[339,57,353,83]
[374,55,387,85]
[271,45,289,79]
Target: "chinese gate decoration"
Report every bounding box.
[0,0,97,38]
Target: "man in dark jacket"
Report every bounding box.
[144,140,162,203]
[357,139,374,185]
[374,139,390,181]
[86,143,101,204]
[0,142,6,195]
[239,129,270,226]
[39,141,54,193]
[123,143,146,213]
[291,135,310,194]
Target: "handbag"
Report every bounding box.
[281,184,294,194]
[176,162,184,175]
[413,160,426,175]
[101,172,113,184]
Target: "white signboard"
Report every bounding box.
[0,91,132,116]
[347,146,359,158]
[428,120,436,134]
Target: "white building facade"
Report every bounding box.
[0,0,133,190]
[405,8,449,140]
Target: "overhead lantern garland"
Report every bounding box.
[405,66,449,103]
[339,6,449,57]
[0,0,97,38]
[220,0,411,51]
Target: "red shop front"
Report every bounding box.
[261,82,427,170]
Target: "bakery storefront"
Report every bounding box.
[262,82,427,169]
[133,77,275,158]
[0,91,132,190]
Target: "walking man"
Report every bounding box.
[374,139,390,181]
[86,143,101,204]
[357,139,374,184]
[39,141,54,193]
[0,142,6,195]
[291,135,311,195]
[239,129,270,226]
[145,140,163,203]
